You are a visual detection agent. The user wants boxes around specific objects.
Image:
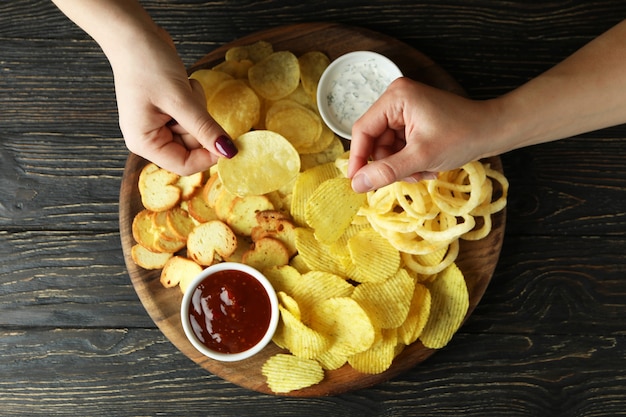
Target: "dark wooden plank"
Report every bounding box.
[0,230,153,328]
[1,329,626,416]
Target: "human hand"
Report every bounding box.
[110,26,236,175]
[347,77,501,192]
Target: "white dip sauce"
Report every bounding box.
[326,58,395,132]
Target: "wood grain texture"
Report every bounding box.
[2,0,626,414]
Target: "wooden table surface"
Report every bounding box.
[2,1,626,416]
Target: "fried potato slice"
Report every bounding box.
[207,79,261,139]
[217,130,300,197]
[305,177,367,244]
[420,263,469,349]
[262,353,324,393]
[249,51,300,100]
[291,162,341,226]
[298,51,330,97]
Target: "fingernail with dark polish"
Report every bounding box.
[215,135,238,158]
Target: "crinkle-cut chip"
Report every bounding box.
[348,328,398,374]
[277,291,301,320]
[291,162,341,226]
[262,353,324,394]
[266,101,323,153]
[397,282,431,345]
[207,79,260,139]
[289,254,311,274]
[351,268,415,329]
[131,244,173,270]
[291,270,353,323]
[298,51,330,96]
[212,58,254,79]
[188,69,233,103]
[249,51,300,100]
[226,195,274,236]
[329,223,371,271]
[187,220,237,266]
[401,240,459,276]
[279,304,329,359]
[305,177,367,245]
[420,263,469,349]
[264,265,303,295]
[160,256,202,290]
[348,228,401,283]
[217,130,300,197]
[225,40,274,63]
[294,227,344,276]
[309,297,376,368]
[241,237,290,271]
[299,134,345,172]
[175,171,204,200]
[138,163,181,212]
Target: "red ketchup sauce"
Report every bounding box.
[187,269,272,354]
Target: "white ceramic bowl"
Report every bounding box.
[180,262,279,362]
[317,51,403,139]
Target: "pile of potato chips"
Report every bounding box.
[130,41,509,394]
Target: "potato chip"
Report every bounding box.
[225,40,273,63]
[309,297,376,370]
[299,134,345,172]
[298,51,330,97]
[305,177,367,244]
[279,304,329,359]
[266,100,323,153]
[188,69,234,103]
[212,59,254,79]
[207,79,261,139]
[217,130,300,197]
[397,282,431,345]
[262,353,324,393]
[264,265,303,295]
[348,328,398,374]
[420,263,469,349]
[291,162,341,226]
[249,51,300,100]
[347,228,401,283]
[291,270,354,323]
[294,227,344,276]
[351,268,415,329]
[277,291,301,320]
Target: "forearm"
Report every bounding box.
[52,0,165,65]
[492,20,626,154]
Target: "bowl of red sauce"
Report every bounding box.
[180,262,279,362]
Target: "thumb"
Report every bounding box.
[351,147,435,193]
[170,79,238,159]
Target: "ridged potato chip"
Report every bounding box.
[291,270,354,323]
[397,282,431,345]
[420,263,469,349]
[347,228,401,283]
[348,328,398,374]
[351,268,415,329]
[291,162,341,226]
[262,353,324,393]
[217,130,300,197]
[249,51,300,100]
[279,304,329,359]
[305,177,367,245]
[309,297,376,370]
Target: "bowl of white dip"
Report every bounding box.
[317,51,403,139]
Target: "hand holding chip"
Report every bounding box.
[348,77,499,193]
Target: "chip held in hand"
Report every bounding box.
[217,130,301,197]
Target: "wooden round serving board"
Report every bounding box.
[119,22,506,397]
